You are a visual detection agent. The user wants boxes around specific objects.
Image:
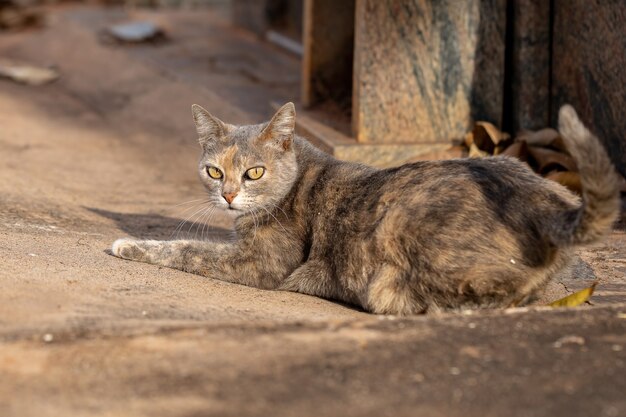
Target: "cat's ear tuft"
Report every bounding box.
[191,104,229,146]
[259,102,296,151]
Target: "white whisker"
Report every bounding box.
[170,198,208,208]
[249,207,259,244]
[271,203,289,219]
[171,204,209,240]
[167,198,211,225]
[200,206,217,241]
[260,204,288,234]
[185,206,209,237]
[193,205,213,241]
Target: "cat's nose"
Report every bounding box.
[223,192,238,204]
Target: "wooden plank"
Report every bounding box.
[352,0,506,144]
[334,142,461,167]
[508,0,550,132]
[272,102,461,167]
[551,0,626,177]
[301,0,355,108]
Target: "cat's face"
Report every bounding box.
[192,103,298,215]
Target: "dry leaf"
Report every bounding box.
[0,60,59,86]
[545,171,583,195]
[527,146,578,174]
[469,143,488,158]
[472,122,511,154]
[500,141,529,161]
[464,131,474,148]
[463,122,592,196]
[517,128,560,147]
[548,282,597,308]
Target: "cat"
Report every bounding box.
[111,103,620,314]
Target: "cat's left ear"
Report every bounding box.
[258,102,295,151]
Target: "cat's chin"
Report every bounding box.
[222,207,244,217]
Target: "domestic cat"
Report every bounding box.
[111,103,620,314]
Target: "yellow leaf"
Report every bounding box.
[471,122,511,155]
[469,143,488,158]
[545,171,582,195]
[548,282,597,308]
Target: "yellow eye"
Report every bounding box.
[207,166,223,179]
[245,167,265,180]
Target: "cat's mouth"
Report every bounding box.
[217,200,247,214]
[225,204,245,213]
[217,200,241,211]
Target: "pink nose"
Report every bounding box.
[223,192,238,204]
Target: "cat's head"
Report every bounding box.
[191,102,298,215]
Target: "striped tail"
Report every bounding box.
[556,104,621,245]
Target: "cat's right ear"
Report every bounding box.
[191,104,230,147]
[258,102,296,151]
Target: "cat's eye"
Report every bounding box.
[245,167,265,180]
[207,166,223,179]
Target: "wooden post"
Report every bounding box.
[352,0,506,144]
[509,0,551,133]
[301,0,355,109]
[551,0,626,176]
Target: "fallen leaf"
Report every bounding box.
[517,128,561,148]
[468,143,488,158]
[526,145,578,174]
[548,282,597,308]
[463,131,474,148]
[462,121,594,196]
[545,171,582,195]
[472,121,512,154]
[500,141,529,161]
[0,60,59,85]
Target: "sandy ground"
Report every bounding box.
[0,5,625,417]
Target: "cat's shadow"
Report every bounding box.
[87,207,233,241]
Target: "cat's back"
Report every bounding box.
[329,156,577,212]
[310,155,581,251]
[378,156,579,211]
[381,156,545,189]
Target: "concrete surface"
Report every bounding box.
[0,5,625,417]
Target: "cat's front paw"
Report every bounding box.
[111,238,146,261]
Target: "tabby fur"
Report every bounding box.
[112,103,620,314]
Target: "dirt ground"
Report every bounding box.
[0,5,625,417]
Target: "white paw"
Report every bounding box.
[111,238,143,260]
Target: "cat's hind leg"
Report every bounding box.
[366,263,426,315]
[279,260,339,299]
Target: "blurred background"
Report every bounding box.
[1,0,624,172]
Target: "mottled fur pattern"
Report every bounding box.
[112,103,620,314]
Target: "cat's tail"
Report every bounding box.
[554,104,621,246]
